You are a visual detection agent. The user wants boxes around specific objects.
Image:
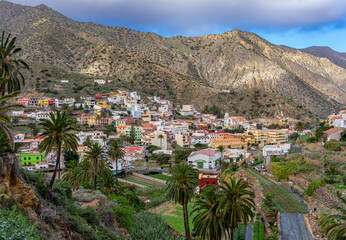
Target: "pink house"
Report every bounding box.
[17,98,30,105]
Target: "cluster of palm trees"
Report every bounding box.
[166,163,255,240]
[38,109,126,191]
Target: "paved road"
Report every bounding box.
[245,224,253,240]
[280,213,314,240]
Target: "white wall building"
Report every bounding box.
[94,79,106,84]
[188,148,221,169]
[151,131,168,150]
[328,110,346,129]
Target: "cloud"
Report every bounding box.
[8,0,346,36]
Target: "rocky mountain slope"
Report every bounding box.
[301,46,346,69]
[0,1,345,118]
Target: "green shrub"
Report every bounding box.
[111,205,134,229]
[306,179,325,196]
[96,226,120,240]
[80,207,99,227]
[325,140,342,151]
[259,222,265,240]
[0,208,42,240]
[131,211,182,240]
[253,221,259,240]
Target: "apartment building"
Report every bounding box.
[175,132,190,147]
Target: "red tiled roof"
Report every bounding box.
[124,146,143,152]
[323,128,342,135]
[190,148,217,158]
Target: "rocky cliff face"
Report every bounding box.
[0,1,345,118]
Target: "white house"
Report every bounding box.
[14,133,25,143]
[328,110,346,129]
[190,135,210,146]
[94,79,106,84]
[151,131,168,150]
[188,148,221,169]
[36,112,50,120]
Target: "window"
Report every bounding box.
[24,157,26,160]
[36,157,39,160]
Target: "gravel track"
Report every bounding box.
[280,213,314,240]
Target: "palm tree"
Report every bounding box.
[100,170,119,195]
[83,143,105,191]
[217,145,225,164]
[62,160,82,190]
[191,187,225,240]
[107,139,125,182]
[321,192,346,240]
[158,134,164,149]
[165,163,199,240]
[0,92,24,150]
[83,135,92,148]
[217,177,255,240]
[0,31,29,96]
[39,111,79,188]
[295,121,305,133]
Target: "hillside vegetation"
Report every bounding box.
[0,1,345,119]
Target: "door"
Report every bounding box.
[197,162,204,169]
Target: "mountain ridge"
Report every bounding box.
[0,1,345,119]
[300,46,346,69]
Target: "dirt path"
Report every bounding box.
[280,213,314,240]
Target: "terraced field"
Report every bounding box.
[246,169,308,213]
[124,176,157,188]
[148,174,170,181]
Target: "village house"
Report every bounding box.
[323,128,343,141]
[150,131,168,150]
[328,110,346,129]
[17,98,30,106]
[94,79,106,84]
[197,173,220,193]
[123,146,145,162]
[188,148,221,169]
[175,132,191,147]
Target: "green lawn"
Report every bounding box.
[124,177,157,188]
[332,182,346,190]
[160,200,196,234]
[298,135,309,141]
[148,174,170,181]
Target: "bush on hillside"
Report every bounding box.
[131,211,183,240]
[0,208,42,240]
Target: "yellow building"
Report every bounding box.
[38,99,49,106]
[96,101,110,108]
[141,113,151,122]
[247,129,287,146]
[210,138,248,149]
[267,131,287,145]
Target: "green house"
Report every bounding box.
[20,152,46,166]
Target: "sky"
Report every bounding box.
[7,0,346,52]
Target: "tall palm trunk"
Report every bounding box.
[230,228,234,240]
[183,202,191,240]
[115,156,119,182]
[50,141,61,188]
[93,157,98,190]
